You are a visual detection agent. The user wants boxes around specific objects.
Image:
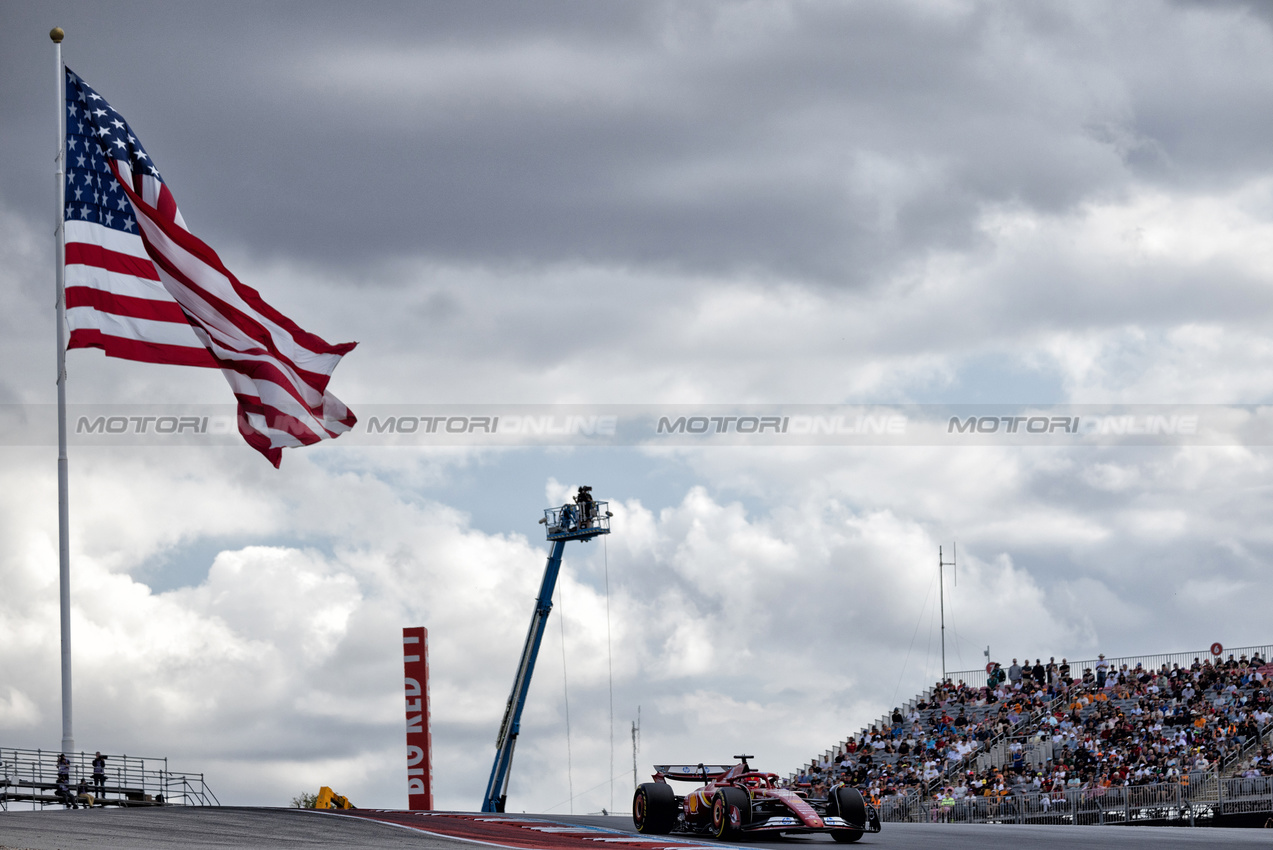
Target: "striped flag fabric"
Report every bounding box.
[62,67,356,466]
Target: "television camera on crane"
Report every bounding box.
[481,486,612,813]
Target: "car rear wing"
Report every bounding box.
[652,764,734,782]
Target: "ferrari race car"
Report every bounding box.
[632,755,881,842]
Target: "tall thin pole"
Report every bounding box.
[938,544,956,683]
[938,546,944,682]
[631,706,639,792]
[603,537,613,815]
[51,25,74,757]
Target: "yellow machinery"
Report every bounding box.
[315,786,354,809]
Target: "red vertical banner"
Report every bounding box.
[403,627,433,810]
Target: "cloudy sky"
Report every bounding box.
[4,0,1273,814]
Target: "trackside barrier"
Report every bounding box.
[878,774,1273,826]
[0,747,218,811]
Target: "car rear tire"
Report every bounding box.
[827,785,866,843]
[633,782,677,834]
[711,787,749,840]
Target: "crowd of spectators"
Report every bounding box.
[787,670,1054,803]
[941,652,1272,805]
[791,651,1273,810]
[1233,744,1273,779]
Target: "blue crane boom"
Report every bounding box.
[481,486,611,813]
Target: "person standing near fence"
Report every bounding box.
[92,752,106,799]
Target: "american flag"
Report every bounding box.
[63,67,356,467]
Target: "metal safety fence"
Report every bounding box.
[879,774,1273,826]
[0,747,218,811]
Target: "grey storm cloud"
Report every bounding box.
[5,0,1273,287]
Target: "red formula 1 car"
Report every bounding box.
[632,755,881,843]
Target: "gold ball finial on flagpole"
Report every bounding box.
[50,27,65,43]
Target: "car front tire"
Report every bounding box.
[711,787,749,840]
[827,785,867,843]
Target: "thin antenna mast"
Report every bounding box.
[631,706,640,792]
[939,544,956,682]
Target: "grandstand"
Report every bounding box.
[790,643,1273,826]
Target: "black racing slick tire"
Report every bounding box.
[711,787,749,840]
[827,785,867,843]
[633,782,677,834]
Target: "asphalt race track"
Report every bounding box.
[2,807,1272,850]
[544,812,1273,849]
[0,807,456,850]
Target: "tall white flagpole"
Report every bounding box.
[51,25,74,758]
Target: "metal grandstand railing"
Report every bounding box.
[879,773,1273,826]
[0,747,218,811]
[949,643,1273,689]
